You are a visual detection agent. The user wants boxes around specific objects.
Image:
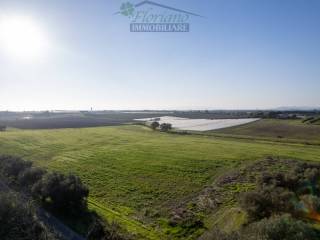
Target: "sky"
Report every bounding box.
[0,0,319,111]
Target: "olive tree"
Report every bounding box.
[150,121,160,130]
[160,123,172,132]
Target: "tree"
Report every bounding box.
[0,156,32,180]
[150,121,160,130]
[160,123,172,132]
[0,192,56,240]
[18,167,46,188]
[247,215,320,240]
[33,172,89,212]
[200,215,320,240]
[240,190,273,221]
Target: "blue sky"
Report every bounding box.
[0,0,319,110]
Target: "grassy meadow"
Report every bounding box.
[1,124,320,238]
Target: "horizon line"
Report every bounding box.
[1,107,319,113]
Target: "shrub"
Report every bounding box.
[150,121,160,130]
[240,190,273,221]
[200,215,320,240]
[199,228,240,240]
[32,172,89,212]
[0,155,32,180]
[0,192,56,240]
[160,123,172,132]
[0,155,95,237]
[242,161,320,220]
[246,215,320,240]
[87,218,130,240]
[18,167,47,188]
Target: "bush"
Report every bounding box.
[18,167,47,188]
[241,162,320,222]
[150,121,160,130]
[32,172,89,212]
[200,215,320,240]
[199,228,240,240]
[0,192,56,240]
[87,218,130,240]
[0,155,96,237]
[0,125,6,131]
[0,155,32,180]
[160,123,172,132]
[0,156,89,214]
[246,215,320,240]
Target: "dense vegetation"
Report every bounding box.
[0,155,89,213]
[150,121,160,130]
[204,215,320,240]
[0,192,58,240]
[0,155,131,239]
[160,123,172,132]
[201,160,320,240]
[242,161,320,221]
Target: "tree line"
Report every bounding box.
[150,121,172,132]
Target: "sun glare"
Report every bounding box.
[0,15,49,61]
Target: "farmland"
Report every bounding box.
[0,110,259,129]
[211,119,320,144]
[1,123,320,239]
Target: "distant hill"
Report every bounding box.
[273,106,320,111]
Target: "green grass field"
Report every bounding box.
[1,124,320,239]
